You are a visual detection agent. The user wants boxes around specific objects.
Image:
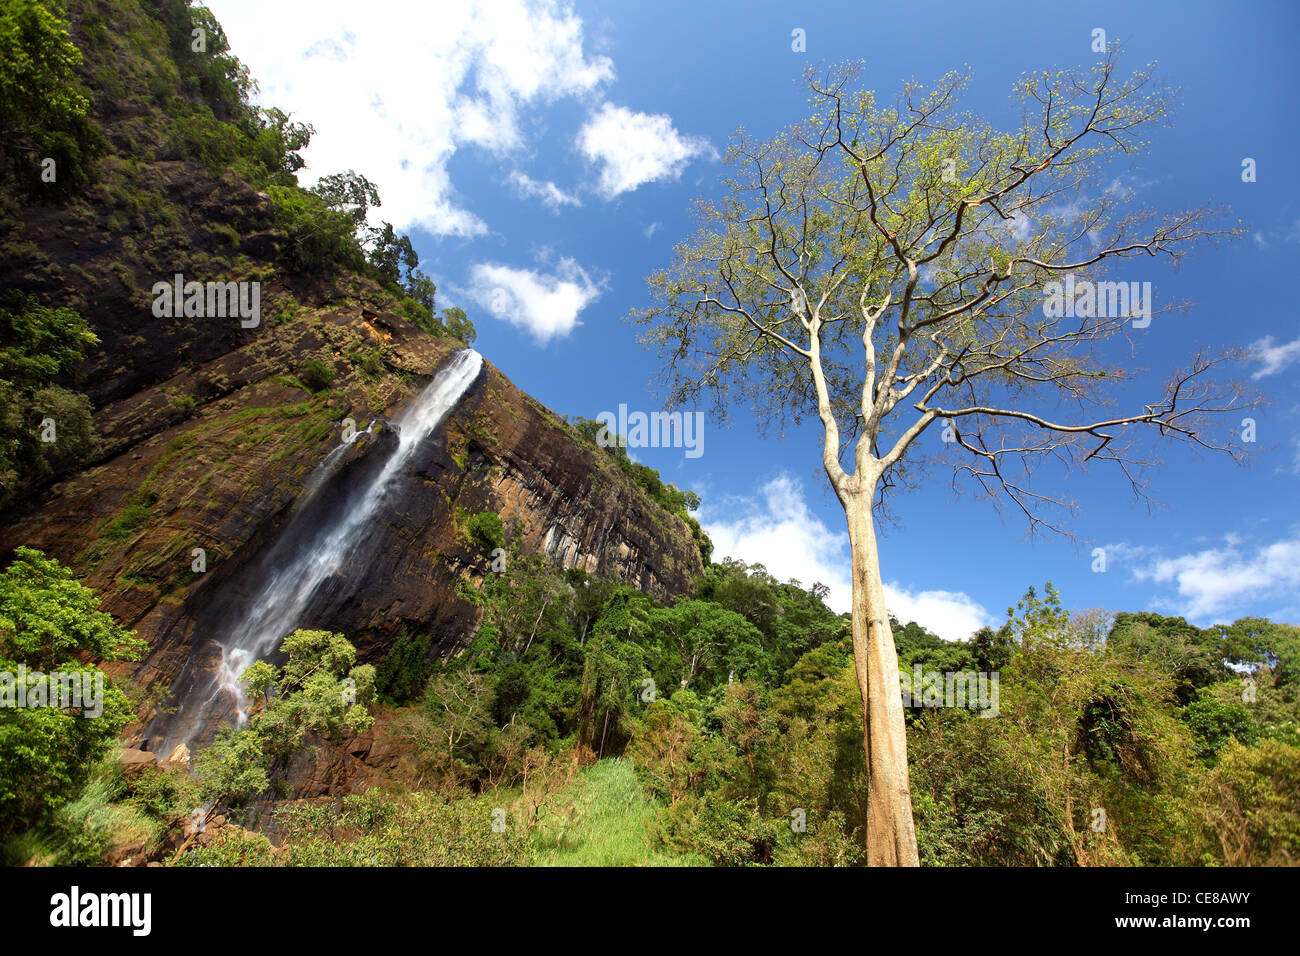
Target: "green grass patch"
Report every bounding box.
[533,759,701,867]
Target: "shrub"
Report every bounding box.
[0,549,142,838]
[297,358,334,393]
[374,629,434,704]
[463,510,505,555]
[268,185,363,272]
[0,0,104,191]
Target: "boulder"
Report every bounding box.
[117,748,158,775]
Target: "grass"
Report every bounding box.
[58,773,163,863]
[100,493,156,541]
[532,759,702,867]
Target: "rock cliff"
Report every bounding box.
[0,0,703,747]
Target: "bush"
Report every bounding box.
[374,629,434,704]
[463,510,505,555]
[268,185,363,272]
[0,549,142,838]
[1185,697,1259,763]
[182,789,533,866]
[0,294,99,508]
[297,358,335,393]
[0,0,104,191]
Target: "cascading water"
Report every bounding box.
[151,349,482,756]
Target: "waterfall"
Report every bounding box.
[152,349,483,755]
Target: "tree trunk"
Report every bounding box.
[844,489,920,866]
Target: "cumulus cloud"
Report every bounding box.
[883,586,993,643]
[701,474,993,640]
[465,256,602,343]
[1246,335,1300,379]
[1125,534,1300,621]
[505,171,581,211]
[578,103,715,197]
[205,0,614,235]
[701,474,854,606]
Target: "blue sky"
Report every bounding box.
[206,0,1300,638]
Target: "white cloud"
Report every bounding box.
[1248,217,1300,250]
[465,256,602,343]
[1125,534,1300,621]
[1096,541,1161,569]
[506,170,581,211]
[1246,335,1300,379]
[701,473,992,640]
[883,585,992,643]
[578,103,715,197]
[1102,174,1158,199]
[643,221,662,238]
[1004,208,1033,242]
[205,0,614,236]
[701,474,853,608]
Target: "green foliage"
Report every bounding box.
[268,184,364,272]
[1108,612,1229,704]
[244,629,376,756]
[245,107,313,183]
[697,557,845,677]
[374,628,434,704]
[1184,696,1257,762]
[193,728,268,805]
[0,0,103,191]
[578,588,651,756]
[193,629,376,805]
[646,598,769,692]
[182,787,532,866]
[313,170,380,228]
[0,546,143,669]
[0,292,97,390]
[462,510,505,556]
[664,793,789,866]
[296,357,335,393]
[567,415,705,538]
[38,755,198,865]
[100,491,156,542]
[533,759,701,866]
[0,548,142,838]
[346,346,383,379]
[147,0,251,120]
[1207,738,1300,866]
[405,272,438,327]
[439,306,477,345]
[365,221,417,287]
[0,292,100,509]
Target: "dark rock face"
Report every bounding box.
[1,331,703,743]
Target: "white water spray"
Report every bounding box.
[160,349,482,752]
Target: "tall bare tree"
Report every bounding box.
[633,50,1252,866]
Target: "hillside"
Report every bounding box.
[0,0,704,760]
